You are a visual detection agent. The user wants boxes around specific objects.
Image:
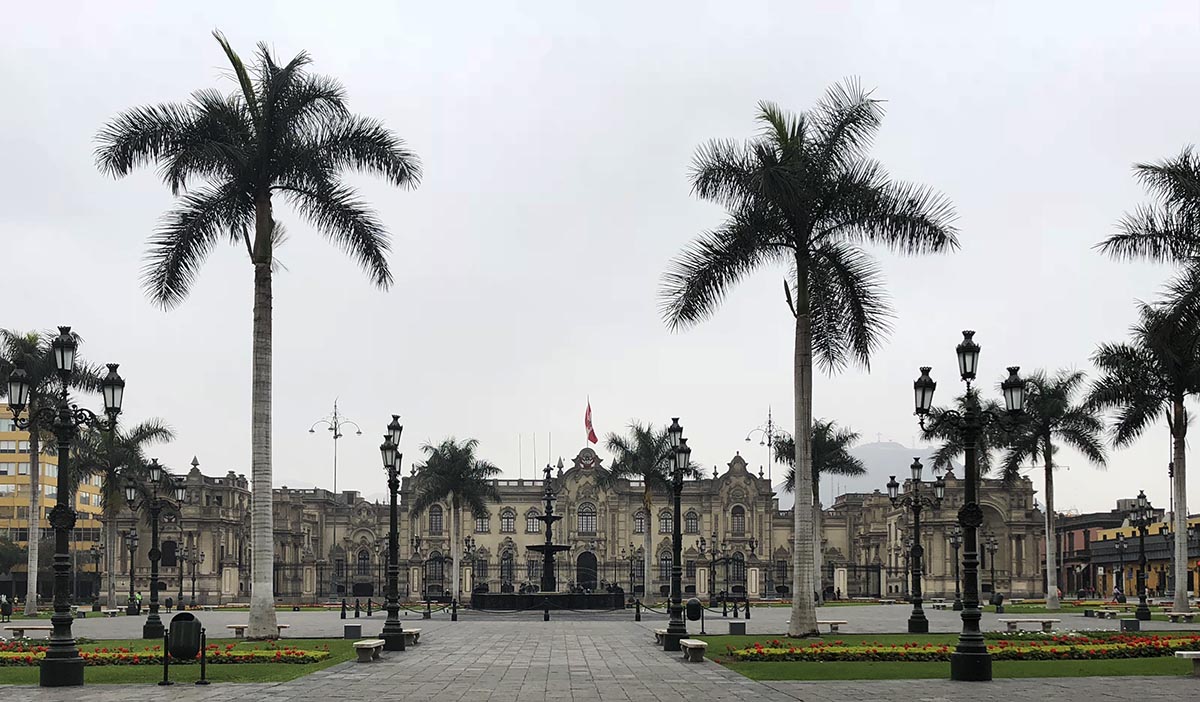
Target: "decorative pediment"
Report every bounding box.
[572,448,604,471]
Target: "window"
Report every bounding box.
[658,511,672,534]
[0,484,14,495]
[475,516,490,533]
[633,511,645,534]
[44,464,58,478]
[658,553,672,581]
[577,503,597,534]
[500,552,515,583]
[335,559,345,577]
[0,463,10,475]
[44,484,57,499]
[427,552,444,581]
[475,559,489,581]
[78,492,90,505]
[775,559,787,583]
[16,507,28,521]
[732,552,746,583]
[17,463,28,475]
[685,560,696,578]
[501,509,516,533]
[0,418,14,431]
[731,506,746,534]
[685,511,699,534]
[18,441,29,452]
[429,505,443,534]
[357,550,370,576]
[525,511,540,533]
[0,441,15,453]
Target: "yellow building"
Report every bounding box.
[0,409,105,603]
[1091,514,1200,598]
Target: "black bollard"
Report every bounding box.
[733,600,740,618]
[366,599,373,616]
[423,597,431,620]
[159,630,173,686]
[340,599,347,619]
[543,602,550,622]
[745,599,751,619]
[196,628,210,686]
[354,598,361,618]
[451,598,458,622]
[722,597,728,617]
[634,599,641,622]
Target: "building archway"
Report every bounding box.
[576,551,598,591]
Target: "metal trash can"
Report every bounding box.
[729,621,746,635]
[344,624,362,639]
[685,598,702,622]
[1120,618,1140,632]
[168,612,203,660]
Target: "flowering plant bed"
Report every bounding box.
[0,642,330,667]
[730,634,1200,663]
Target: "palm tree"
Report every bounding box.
[1087,300,1200,613]
[95,32,421,637]
[410,438,501,601]
[1000,370,1106,610]
[923,388,1011,477]
[602,422,700,595]
[659,81,958,635]
[68,420,175,607]
[0,329,100,616]
[773,419,865,601]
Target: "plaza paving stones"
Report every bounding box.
[2,606,1199,701]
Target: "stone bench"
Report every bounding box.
[931,603,951,610]
[878,599,897,605]
[1176,651,1200,676]
[3,625,52,639]
[226,623,290,638]
[653,628,668,645]
[400,628,421,646]
[1167,612,1197,623]
[818,620,847,633]
[101,609,122,618]
[998,618,1060,633]
[679,638,708,663]
[353,638,385,662]
[201,605,217,612]
[1094,609,1122,619]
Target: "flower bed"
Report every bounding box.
[0,642,330,667]
[730,634,1200,663]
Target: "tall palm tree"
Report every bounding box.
[601,421,700,594]
[69,420,175,607]
[1087,300,1200,613]
[659,81,958,635]
[1000,370,1106,610]
[95,32,421,637]
[774,419,866,601]
[0,329,100,616]
[410,438,501,601]
[923,388,1011,477]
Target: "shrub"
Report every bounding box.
[0,644,330,667]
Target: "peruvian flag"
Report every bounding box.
[585,400,598,444]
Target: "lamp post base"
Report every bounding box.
[950,651,993,681]
[907,613,929,634]
[662,633,683,651]
[952,598,963,611]
[1135,603,1152,621]
[40,656,85,687]
[143,620,164,640]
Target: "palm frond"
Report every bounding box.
[812,77,885,170]
[806,242,893,372]
[1100,204,1199,262]
[305,116,422,188]
[1133,147,1200,219]
[280,180,391,288]
[213,30,261,125]
[94,103,196,177]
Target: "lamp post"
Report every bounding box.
[887,459,945,634]
[125,529,139,615]
[380,416,406,651]
[948,525,963,611]
[663,418,687,651]
[1130,490,1153,621]
[310,402,362,596]
[463,536,478,595]
[983,533,998,604]
[620,543,638,600]
[177,546,187,609]
[373,540,384,597]
[745,408,779,596]
[6,327,125,688]
[89,544,104,609]
[913,330,1025,682]
[124,459,185,639]
[1115,533,1127,598]
[188,549,204,607]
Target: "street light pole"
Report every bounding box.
[190,551,204,607]
[125,529,138,615]
[310,401,362,596]
[6,327,125,688]
[125,459,185,640]
[984,533,998,604]
[664,419,687,652]
[913,330,1026,682]
[948,525,963,611]
[1131,490,1153,621]
[746,408,778,597]
[89,544,103,610]
[380,416,406,651]
[887,459,945,634]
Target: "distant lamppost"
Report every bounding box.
[1130,490,1153,621]
[1115,533,1128,596]
[125,529,139,615]
[89,544,104,609]
[745,408,779,596]
[620,543,638,599]
[177,546,188,609]
[913,330,1025,682]
[7,328,125,688]
[380,416,405,651]
[888,459,944,634]
[983,533,999,602]
[187,549,205,607]
[948,525,963,611]
[663,418,687,651]
[463,536,478,593]
[310,402,362,595]
[124,459,185,639]
[373,540,384,596]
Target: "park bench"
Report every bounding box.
[400,628,421,646]
[817,620,847,633]
[1176,651,1200,676]
[4,625,52,639]
[878,599,897,605]
[101,609,121,617]
[1008,598,1026,605]
[998,618,1060,633]
[201,605,217,612]
[1167,612,1197,623]
[353,638,385,662]
[653,628,668,645]
[930,602,951,610]
[226,623,290,638]
[679,638,708,663]
[1094,609,1122,619]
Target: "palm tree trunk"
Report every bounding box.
[643,488,652,599]
[24,416,40,616]
[248,197,278,638]
[789,261,818,637]
[1043,439,1059,610]
[451,497,461,601]
[1172,401,1190,613]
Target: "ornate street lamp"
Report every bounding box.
[310,401,362,594]
[663,419,687,651]
[88,544,104,611]
[913,330,1025,682]
[189,549,205,607]
[380,417,406,651]
[6,327,124,688]
[1115,533,1128,598]
[746,408,779,596]
[620,543,639,600]
[887,458,945,633]
[125,529,139,615]
[948,525,963,611]
[178,546,188,609]
[124,459,184,639]
[1130,490,1154,621]
[983,533,999,604]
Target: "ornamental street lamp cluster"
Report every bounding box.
[948,525,963,611]
[379,415,406,651]
[886,458,945,633]
[662,418,691,651]
[619,543,641,598]
[182,546,205,608]
[913,330,1025,683]
[125,529,140,615]
[6,326,125,688]
[983,532,999,603]
[89,543,104,610]
[124,458,186,640]
[1129,490,1154,621]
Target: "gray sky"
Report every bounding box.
[4,1,1198,515]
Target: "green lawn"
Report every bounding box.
[0,638,354,685]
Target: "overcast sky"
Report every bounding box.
[4,2,1198,515]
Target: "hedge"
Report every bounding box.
[0,643,330,667]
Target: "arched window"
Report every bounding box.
[578,503,597,534]
[475,557,489,581]
[428,551,444,581]
[633,511,645,534]
[731,505,746,534]
[526,510,541,533]
[658,511,672,534]
[357,549,370,576]
[500,509,516,533]
[475,514,490,533]
[429,505,444,535]
[685,511,699,534]
[500,551,516,583]
[658,552,672,581]
[732,551,746,583]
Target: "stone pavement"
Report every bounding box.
[1,607,1198,701]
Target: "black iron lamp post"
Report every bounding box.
[913,330,1025,682]
[6,327,125,688]
[948,525,963,611]
[983,533,998,603]
[178,546,187,609]
[89,544,104,609]
[1115,533,1127,597]
[463,536,478,593]
[663,418,688,651]
[887,458,945,634]
[125,529,139,615]
[188,549,204,607]
[1130,490,1153,621]
[620,543,638,599]
[380,416,406,651]
[124,459,185,640]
